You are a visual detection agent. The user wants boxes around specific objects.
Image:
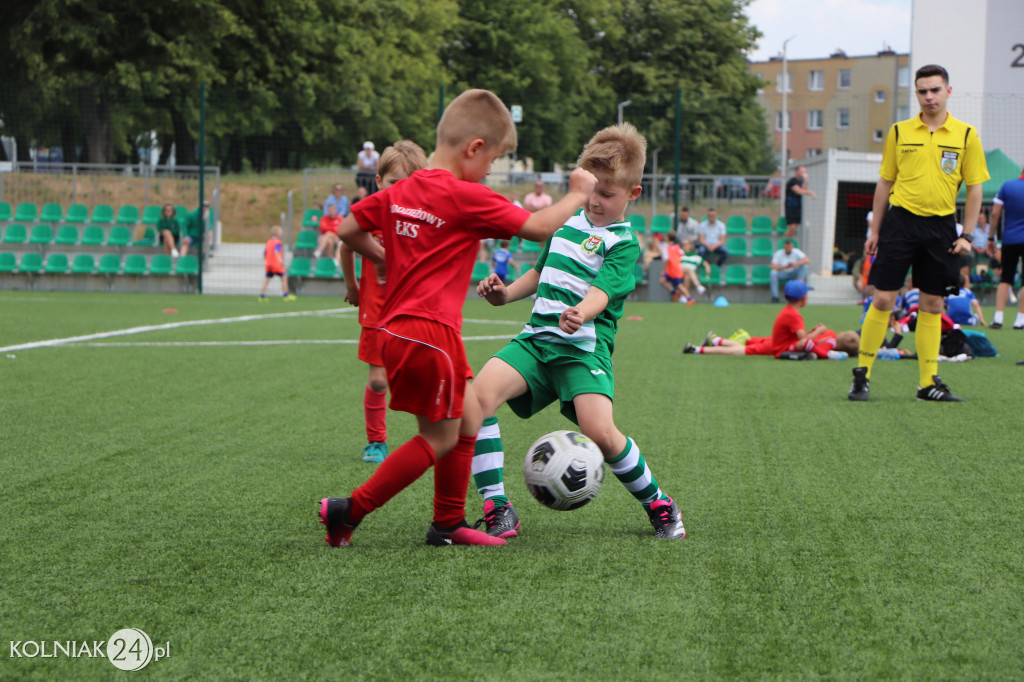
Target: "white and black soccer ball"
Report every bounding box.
[523,430,604,511]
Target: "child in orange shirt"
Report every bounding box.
[258,225,296,301]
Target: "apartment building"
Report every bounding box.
[750,50,911,166]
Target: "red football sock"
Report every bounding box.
[350,435,436,522]
[432,434,476,528]
[363,385,387,443]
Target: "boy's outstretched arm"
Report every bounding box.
[560,286,610,334]
[517,168,597,242]
[477,268,540,306]
[338,214,385,265]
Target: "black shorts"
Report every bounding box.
[1000,243,1024,285]
[785,203,801,225]
[868,206,959,297]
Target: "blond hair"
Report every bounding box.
[836,330,860,354]
[270,225,282,238]
[378,140,428,179]
[577,123,647,189]
[436,89,517,153]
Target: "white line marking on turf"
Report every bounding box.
[0,308,357,353]
[61,335,518,348]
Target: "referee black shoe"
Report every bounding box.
[916,375,964,402]
[848,366,869,401]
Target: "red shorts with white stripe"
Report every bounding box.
[380,315,473,421]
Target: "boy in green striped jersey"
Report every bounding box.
[471,123,686,540]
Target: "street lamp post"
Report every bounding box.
[617,100,632,126]
[779,36,795,219]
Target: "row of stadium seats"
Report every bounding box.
[285,257,518,283]
[0,252,199,276]
[629,214,788,236]
[1,224,160,248]
[721,236,799,259]
[697,264,775,287]
[0,202,194,227]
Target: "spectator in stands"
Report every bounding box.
[180,201,209,259]
[680,239,709,298]
[642,233,663,275]
[659,232,689,303]
[522,180,553,212]
[697,207,728,267]
[313,202,342,265]
[259,225,296,302]
[769,238,811,302]
[784,165,816,238]
[356,141,380,195]
[156,203,181,259]
[324,183,350,218]
[674,205,700,243]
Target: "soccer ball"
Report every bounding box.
[522,430,604,511]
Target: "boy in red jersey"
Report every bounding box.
[684,280,857,358]
[319,89,597,547]
[258,225,295,301]
[340,140,428,464]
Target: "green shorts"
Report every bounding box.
[493,335,615,425]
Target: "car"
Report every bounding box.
[763,177,783,200]
[660,176,690,200]
[715,177,750,199]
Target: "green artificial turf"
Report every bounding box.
[2,291,1023,680]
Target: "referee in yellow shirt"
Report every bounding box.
[849,64,990,402]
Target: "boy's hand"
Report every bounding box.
[567,167,598,197]
[477,274,508,305]
[559,307,584,334]
[344,284,359,306]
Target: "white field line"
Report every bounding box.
[0,308,356,353]
[1,309,523,353]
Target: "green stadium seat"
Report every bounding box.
[141,205,162,225]
[64,204,89,224]
[302,209,321,229]
[628,214,647,233]
[650,215,672,234]
[288,257,312,278]
[55,225,80,246]
[123,254,148,275]
[175,254,200,276]
[0,202,11,222]
[90,204,114,224]
[149,254,173,275]
[115,205,140,225]
[0,252,16,273]
[14,203,38,223]
[39,203,63,223]
[106,226,132,247]
[776,216,787,234]
[520,239,543,254]
[294,230,318,251]
[472,262,491,282]
[314,257,337,278]
[97,254,122,275]
[71,254,97,274]
[81,225,106,246]
[725,216,747,234]
[750,216,774,235]
[175,205,188,220]
[725,237,747,257]
[724,264,748,285]
[751,237,774,258]
[750,264,772,285]
[29,224,54,246]
[44,252,69,274]
[699,264,721,286]
[18,252,43,274]
[131,226,157,246]
[506,262,518,281]
[3,224,27,244]
[354,258,363,280]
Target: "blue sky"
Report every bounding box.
[745,0,913,62]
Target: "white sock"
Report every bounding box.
[1015,313,1024,327]
[697,285,706,293]
[993,311,1004,325]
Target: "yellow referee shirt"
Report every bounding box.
[879,112,990,217]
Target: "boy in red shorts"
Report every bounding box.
[684,280,858,358]
[340,140,428,464]
[319,89,597,547]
